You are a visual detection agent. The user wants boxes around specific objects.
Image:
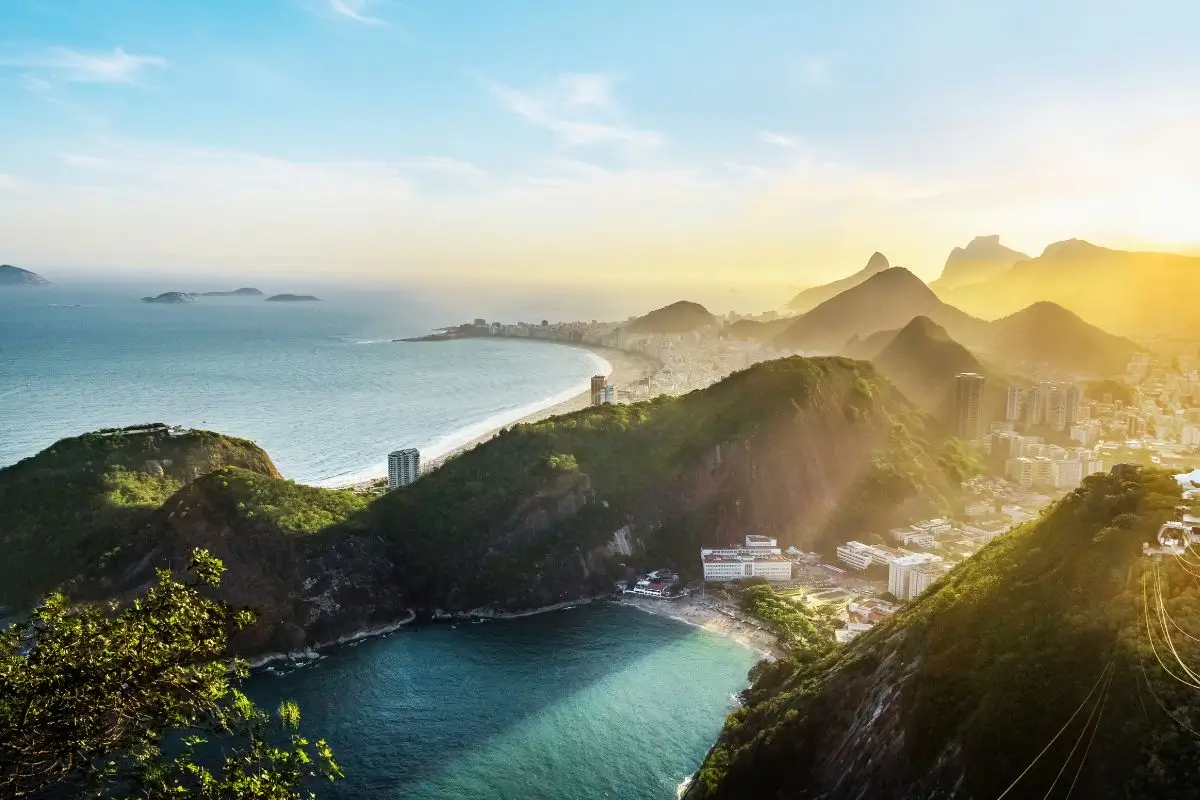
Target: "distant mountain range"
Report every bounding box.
[787,252,891,312]
[936,239,1200,337]
[776,266,1138,378]
[0,264,49,287]
[777,267,987,353]
[200,287,263,297]
[625,300,715,334]
[930,235,1029,292]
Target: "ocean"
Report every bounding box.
[0,285,610,483]
[2,284,757,798]
[245,604,756,800]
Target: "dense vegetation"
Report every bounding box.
[692,467,1200,799]
[0,549,339,798]
[1,358,963,649]
[737,584,838,654]
[364,357,959,608]
[0,424,278,610]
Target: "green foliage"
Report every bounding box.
[739,584,837,655]
[691,468,1200,799]
[0,549,340,798]
[937,437,985,484]
[208,467,369,534]
[0,425,278,609]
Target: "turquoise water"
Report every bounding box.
[246,604,756,800]
[0,286,608,483]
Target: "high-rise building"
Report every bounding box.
[600,385,616,405]
[590,375,608,406]
[1064,385,1082,428]
[387,448,421,489]
[1024,383,1046,429]
[955,373,987,440]
[1005,385,1024,422]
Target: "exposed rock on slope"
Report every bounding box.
[691,467,1193,799]
[4,360,964,656]
[787,252,891,312]
[931,234,1029,292]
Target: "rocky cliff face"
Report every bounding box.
[7,360,960,658]
[931,234,1029,292]
[688,468,1196,800]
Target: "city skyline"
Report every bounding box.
[3,0,1200,285]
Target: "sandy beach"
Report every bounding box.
[340,341,659,489]
[617,595,787,661]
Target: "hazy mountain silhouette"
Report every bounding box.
[787,252,891,312]
[931,235,1029,292]
[625,300,716,334]
[982,300,1141,376]
[775,267,986,353]
[868,316,996,419]
[941,239,1200,337]
[722,317,795,341]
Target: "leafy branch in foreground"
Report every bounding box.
[0,549,341,799]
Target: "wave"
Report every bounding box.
[309,347,612,489]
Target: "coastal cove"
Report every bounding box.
[244,603,758,800]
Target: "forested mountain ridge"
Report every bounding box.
[689,467,1200,800]
[0,358,970,656]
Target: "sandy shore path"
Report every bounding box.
[339,342,659,489]
[616,595,786,661]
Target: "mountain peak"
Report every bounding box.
[1040,238,1111,259]
[0,264,50,286]
[932,235,1029,292]
[863,251,890,273]
[626,300,715,334]
[897,314,950,341]
[787,252,891,312]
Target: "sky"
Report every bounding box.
[2,0,1200,292]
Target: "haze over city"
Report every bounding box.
[3,0,1200,290]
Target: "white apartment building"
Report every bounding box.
[908,561,954,598]
[888,553,942,599]
[387,448,421,489]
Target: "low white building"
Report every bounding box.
[890,527,936,549]
[836,541,909,571]
[700,535,791,582]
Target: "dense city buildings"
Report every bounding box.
[955,372,987,440]
[387,448,421,489]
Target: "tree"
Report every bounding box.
[0,549,341,798]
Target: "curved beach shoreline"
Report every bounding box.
[320,342,659,489]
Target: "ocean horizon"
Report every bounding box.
[0,285,611,484]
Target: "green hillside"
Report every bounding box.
[691,466,1200,799]
[0,424,278,609]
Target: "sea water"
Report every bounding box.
[246,604,756,800]
[0,285,609,482]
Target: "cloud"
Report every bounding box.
[0,174,19,191]
[485,74,662,149]
[328,0,386,25]
[3,47,166,84]
[758,130,801,149]
[395,157,488,178]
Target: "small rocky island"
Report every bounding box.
[265,293,320,302]
[200,287,264,297]
[0,264,50,287]
[141,291,198,304]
